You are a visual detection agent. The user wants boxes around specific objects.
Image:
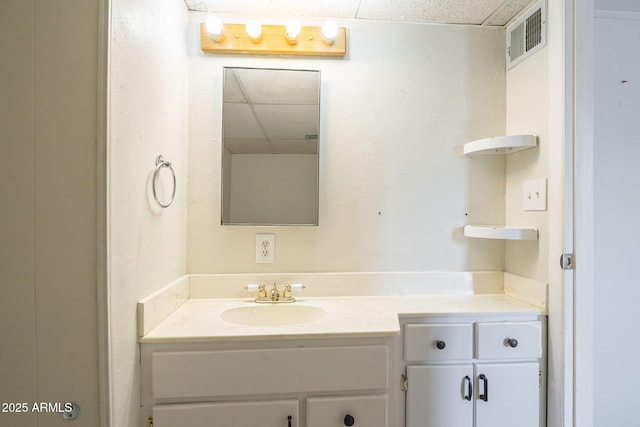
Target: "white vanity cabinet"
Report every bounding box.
[402,317,545,427]
[140,338,393,427]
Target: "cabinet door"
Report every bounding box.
[153,399,299,427]
[475,363,540,427]
[406,365,473,427]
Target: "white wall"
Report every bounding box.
[188,16,507,274]
[108,0,189,425]
[505,50,549,281]
[0,0,101,426]
[592,10,640,425]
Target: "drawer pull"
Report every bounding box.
[463,375,473,401]
[506,338,519,348]
[435,340,446,350]
[479,374,488,402]
[344,414,355,426]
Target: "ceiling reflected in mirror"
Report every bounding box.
[223,68,319,155]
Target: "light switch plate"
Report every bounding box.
[523,179,547,211]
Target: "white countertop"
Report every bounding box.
[139,294,545,343]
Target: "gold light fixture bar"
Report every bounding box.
[200,23,347,57]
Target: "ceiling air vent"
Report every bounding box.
[506,0,546,70]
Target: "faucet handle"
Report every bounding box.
[282,284,292,298]
[246,283,267,300]
[282,283,305,301]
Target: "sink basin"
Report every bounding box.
[221,304,326,326]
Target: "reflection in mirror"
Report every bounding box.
[221,67,320,225]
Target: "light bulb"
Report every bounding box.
[205,15,224,42]
[286,18,302,44]
[246,19,262,43]
[321,20,338,45]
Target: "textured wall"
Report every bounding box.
[108,0,189,425]
[505,50,550,282]
[187,16,507,274]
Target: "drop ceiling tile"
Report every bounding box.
[271,139,318,154]
[225,138,275,154]
[184,0,207,12]
[356,0,508,24]
[195,0,360,19]
[253,104,319,140]
[222,103,265,139]
[188,0,533,26]
[223,70,246,103]
[483,0,536,26]
[234,68,319,105]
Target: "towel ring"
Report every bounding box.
[152,155,176,208]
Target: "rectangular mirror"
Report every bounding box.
[221,67,320,226]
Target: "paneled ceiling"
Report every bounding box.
[184,0,535,26]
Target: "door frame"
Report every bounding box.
[572,0,595,426]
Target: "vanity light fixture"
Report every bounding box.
[245,19,262,43]
[205,15,224,42]
[285,18,302,45]
[321,20,338,45]
[199,17,346,57]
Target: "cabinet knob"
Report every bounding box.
[344,414,355,426]
[506,338,519,348]
[435,340,446,350]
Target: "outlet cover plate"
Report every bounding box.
[523,179,547,211]
[256,233,275,263]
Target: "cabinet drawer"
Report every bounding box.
[307,395,387,427]
[153,400,299,427]
[476,321,542,360]
[404,324,473,361]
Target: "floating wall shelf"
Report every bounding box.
[463,225,539,241]
[463,134,537,155]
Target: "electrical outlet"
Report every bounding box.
[523,179,547,211]
[256,234,275,263]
